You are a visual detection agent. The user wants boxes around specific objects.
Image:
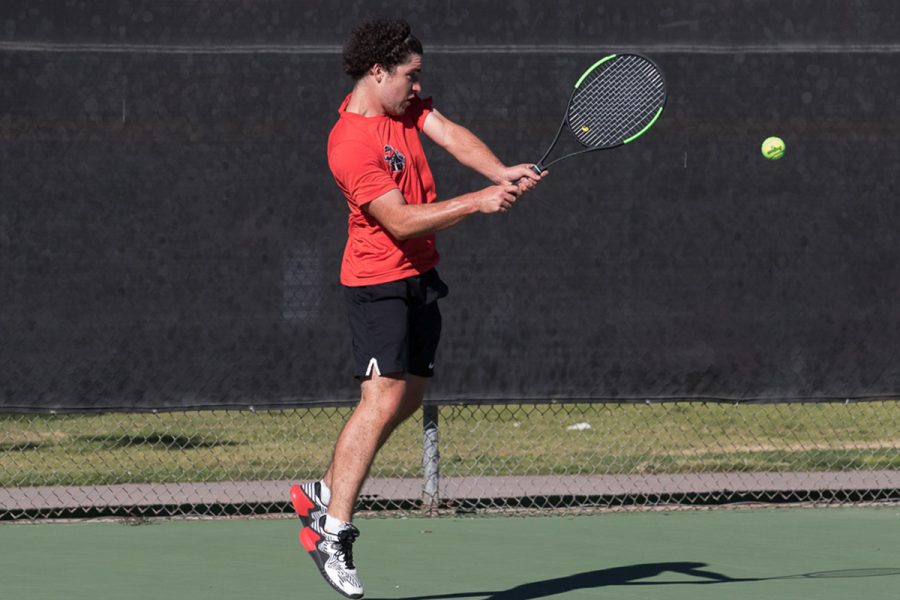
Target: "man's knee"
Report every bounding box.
[359,373,425,423]
[359,373,406,412]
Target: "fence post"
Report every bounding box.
[422,404,440,513]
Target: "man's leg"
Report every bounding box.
[323,372,427,523]
[293,373,425,599]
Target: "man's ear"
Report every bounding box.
[370,63,385,84]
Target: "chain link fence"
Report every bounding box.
[2,400,898,520]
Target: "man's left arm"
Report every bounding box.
[422,109,544,191]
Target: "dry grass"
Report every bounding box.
[1,401,898,486]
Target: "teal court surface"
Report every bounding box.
[2,507,898,600]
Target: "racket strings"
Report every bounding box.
[568,55,665,148]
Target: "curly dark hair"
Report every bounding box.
[342,18,423,81]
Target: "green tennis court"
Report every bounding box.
[3,507,897,600]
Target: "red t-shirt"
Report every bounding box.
[327,94,440,286]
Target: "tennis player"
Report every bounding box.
[289,17,544,599]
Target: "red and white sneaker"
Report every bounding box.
[290,482,328,529]
[299,516,364,599]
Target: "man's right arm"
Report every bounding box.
[364,185,520,240]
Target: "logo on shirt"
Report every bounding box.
[383,145,406,173]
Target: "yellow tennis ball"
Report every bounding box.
[761,136,786,160]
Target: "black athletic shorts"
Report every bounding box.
[343,268,449,379]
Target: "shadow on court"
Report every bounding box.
[368,562,900,600]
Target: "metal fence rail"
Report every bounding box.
[1,400,899,520]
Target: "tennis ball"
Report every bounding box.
[761,136,786,160]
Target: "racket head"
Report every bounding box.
[566,53,667,150]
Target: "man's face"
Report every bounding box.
[379,54,423,116]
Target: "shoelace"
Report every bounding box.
[336,526,359,569]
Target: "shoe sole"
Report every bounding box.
[298,527,364,599]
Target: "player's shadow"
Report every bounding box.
[368,561,753,600]
[369,562,900,600]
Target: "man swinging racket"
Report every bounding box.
[290,17,544,598]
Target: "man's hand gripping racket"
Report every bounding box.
[522,53,667,183]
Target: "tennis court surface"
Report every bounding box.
[3,507,897,600]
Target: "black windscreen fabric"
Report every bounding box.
[3,2,900,411]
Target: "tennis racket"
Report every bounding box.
[527,53,667,175]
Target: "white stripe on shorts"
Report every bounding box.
[365,358,381,377]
